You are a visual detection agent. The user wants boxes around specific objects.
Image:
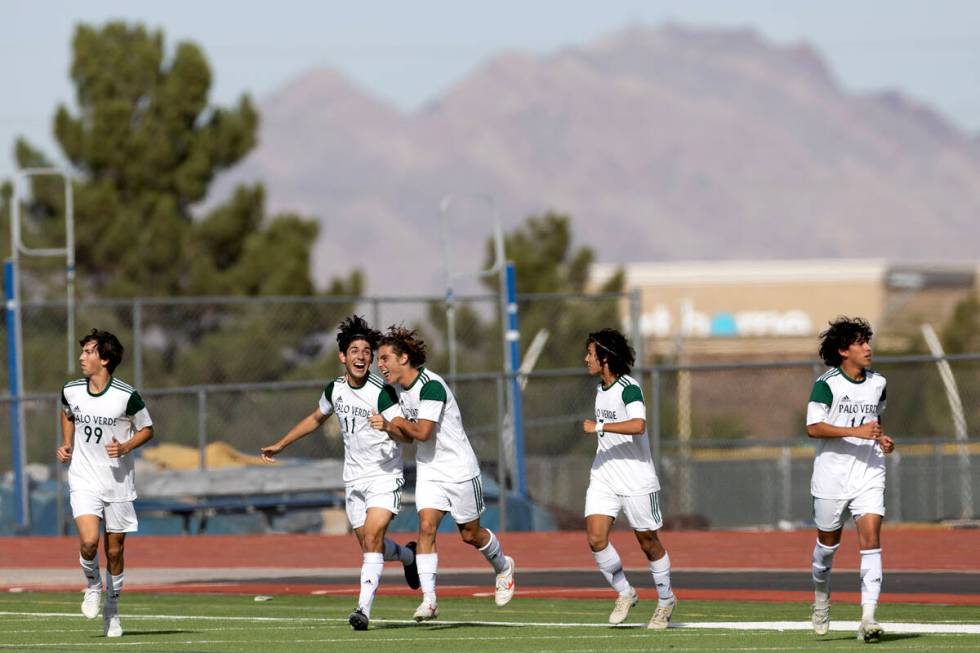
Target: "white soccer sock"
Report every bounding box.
[417,553,438,603]
[105,570,124,604]
[812,541,839,605]
[593,544,631,596]
[860,548,882,615]
[478,529,508,574]
[383,538,413,564]
[357,552,384,616]
[80,555,101,590]
[649,551,675,603]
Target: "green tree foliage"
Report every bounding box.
[419,212,627,458]
[424,212,626,373]
[942,296,980,354]
[15,22,329,297]
[3,22,359,391]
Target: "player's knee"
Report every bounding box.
[459,526,482,547]
[79,541,98,559]
[418,521,439,542]
[586,532,608,552]
[105,542,124,564]
[361,531,383,552]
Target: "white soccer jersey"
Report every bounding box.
[806,367,888,499]
[394,367,481,483]
[319,372,404,483]
[590,374,660,495]
[61,376,153,502]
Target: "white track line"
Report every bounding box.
[0,611,978,634]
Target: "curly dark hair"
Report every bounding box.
[818,317,873,366]
[337,315,381,353]
[379,324,427,368]
[79,329,124,374]
[587,328,635,376]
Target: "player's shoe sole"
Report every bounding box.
[403,541,420,590]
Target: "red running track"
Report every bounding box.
[3,529,978,604]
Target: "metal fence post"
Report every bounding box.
[779,445,791,525]
[888,451,903,522]
[629,288,644,365]
[55,397,65,535]
[198,389,207,471]
[133,300,143,390]
[650,368,662,474]
[496,374,507,533]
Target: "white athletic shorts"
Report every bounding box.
[345,475,404,529]
[812,488,885,532]
[70,491,138,533]
[414,475,486,524]
[584,479,664,531]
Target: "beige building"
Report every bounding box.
[591,260,978,360]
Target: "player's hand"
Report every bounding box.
[583,419,597,434]
[853,420,881,440]
[369,411,387,432]
[260,443,283,463]
[877,434,895,454]
[105,437,127,458]
[56,445,72,463]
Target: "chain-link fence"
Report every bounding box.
[2,294,978,534]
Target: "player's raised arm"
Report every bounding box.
[261,408,329,462]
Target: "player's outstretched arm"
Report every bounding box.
[106,426,154,459]
[261,409,328,462]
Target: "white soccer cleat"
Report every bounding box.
[608,587,638,625]
[103,603,122,638]
[494,556,516,606]
[647,597,676,630]
[81,587,101,619]
[413,598,439,622]
[858,619,883,643]
[811,602,830,635]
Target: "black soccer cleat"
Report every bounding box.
[403,541,420,590]
[348,608,369,631]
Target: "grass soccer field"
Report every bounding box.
[1,592,978,652]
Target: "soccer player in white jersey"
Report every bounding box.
[260,315,418,631]
[56,329,154,638]
[806,317,894,643]
[582,328,677,630]
[370,325,516,621]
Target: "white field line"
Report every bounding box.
[0,611,978,634]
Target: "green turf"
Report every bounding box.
[0,592,976,651]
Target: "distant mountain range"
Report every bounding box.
[209,24,980,294]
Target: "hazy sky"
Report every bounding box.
[3,0,980,181]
